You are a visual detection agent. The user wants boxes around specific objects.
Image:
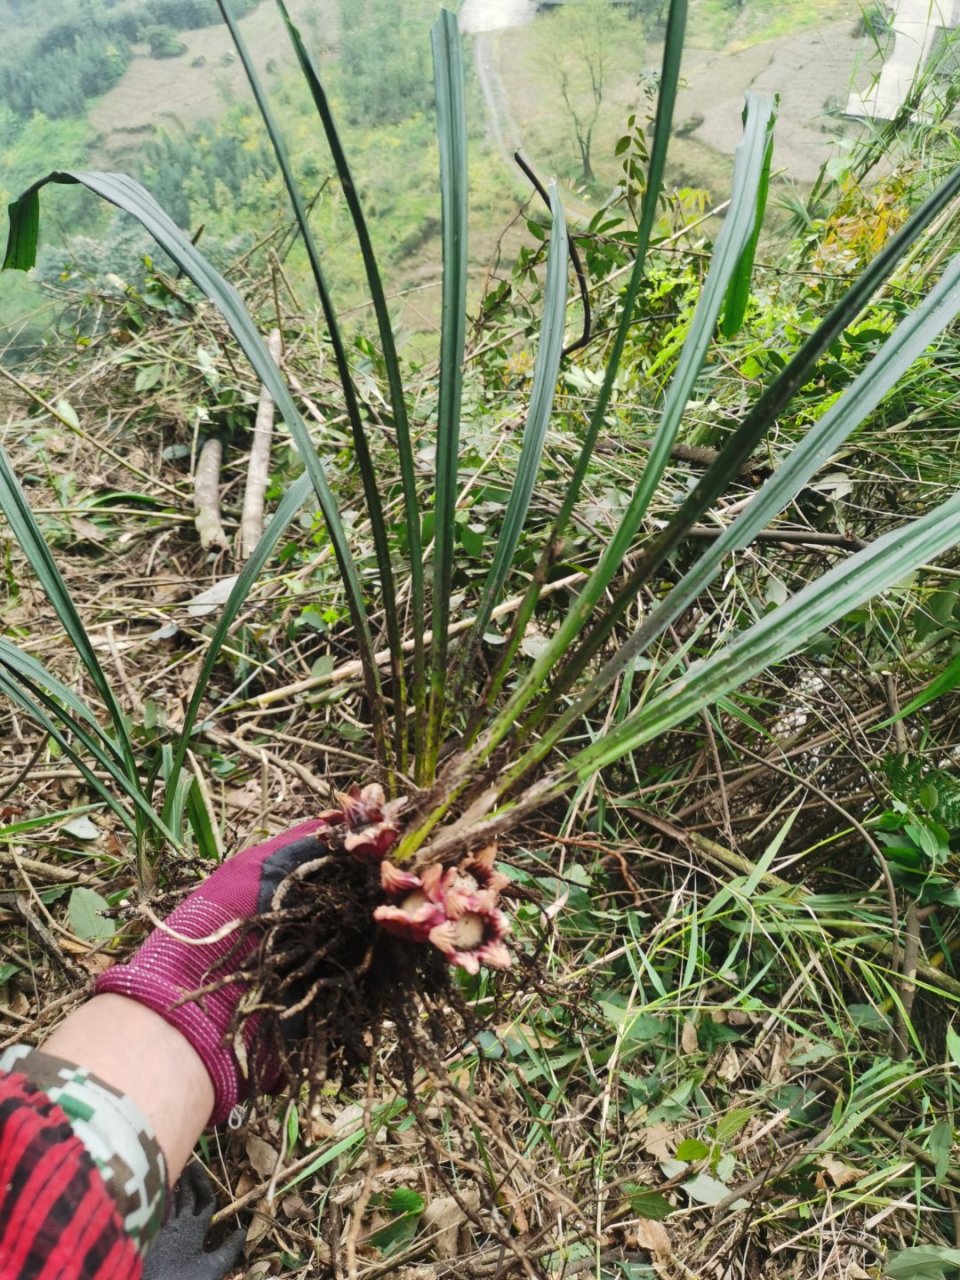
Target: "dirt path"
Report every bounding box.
[473,33,518,169]
[470,28,598,225]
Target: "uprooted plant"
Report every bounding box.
[4,0,960,1068]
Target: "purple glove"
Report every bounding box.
[96,820,329,1123]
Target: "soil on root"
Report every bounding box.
[230,842,471,1105]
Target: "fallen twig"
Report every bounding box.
[0,851,98,885]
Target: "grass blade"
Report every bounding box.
[4,169,389,763]
[423,8,469,782]
[275,0,425,771]
[215,0,403,772]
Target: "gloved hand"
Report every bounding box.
[143,1162,245,1280]
[96,819,331,1122]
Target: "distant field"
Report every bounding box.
[494,0,873,203]
[88,0,338,162]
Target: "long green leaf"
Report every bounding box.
[162,471,314,822]
[453,183,568,689]
[477,0,689,713]
[479,90,777,756]
[423,8,468,783]
[215,0,401,771]
[0,636,124,765]
[0,642,175,843]
[721,97,775,337]
[4,170,387,761]
[506,245,960,782]
[0,667,134,831]
[1,188,37,272]
[876,649,960,727]
[430,490,960,850]
[275,0,425,772]
[532,161,960,715]
[568,489,960,777]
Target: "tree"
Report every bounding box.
[538,0,638,184]
[143,23,186,58]
[337,0,434,126]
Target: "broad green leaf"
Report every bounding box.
[679,1170,745,1210]
[623,1185,673,1222]
[55,398,80,429]
[885,1246,960,1279]
[1,186,37,269]
[675,1138,710,1161]
[928,1118,953,1186]
[68,887,116,941]
[714,1109,754,1144]
[369,1187,424,1253]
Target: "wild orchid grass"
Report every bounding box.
[3,0,960,976]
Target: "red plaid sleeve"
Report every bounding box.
[0,1068,142,1280]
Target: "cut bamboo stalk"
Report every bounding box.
[239,327,282,561]
[194,435,229,551]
